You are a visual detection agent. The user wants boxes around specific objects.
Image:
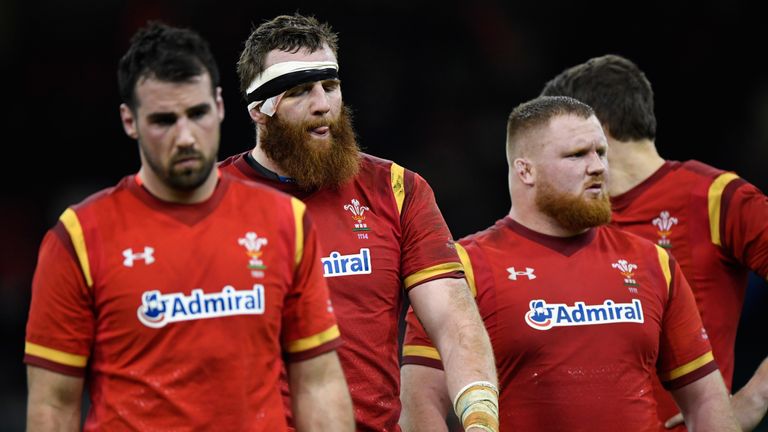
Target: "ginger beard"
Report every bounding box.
[260,105,360,189]
[534,176,612,232]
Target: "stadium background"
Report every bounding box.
[1,1,766,429]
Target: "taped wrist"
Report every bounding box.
[453,381,499,432]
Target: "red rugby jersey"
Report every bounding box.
[611,160,768,429]
[403,217,715,431]
[25,174,339,431]
[220,152,463,431]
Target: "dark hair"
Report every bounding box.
[506,96,595,156]
[237,13,339,95]
[541,54,656,141]
[118,21,220,110]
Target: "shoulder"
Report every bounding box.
[358,152,406,179]
[217,151,252,178]
[637,160,730,189]
[678,160,753,203]
[599,223,645,241]
[679,160,743,189]
[217,152,242,169]
[68,175,133,215]
[223,171,290,199]
[356,153,429,204]
[458,218,510,250]
[358,153,424,180]
[359,152,394,169]
[598,224,663,253]
[222,172,305,214]
[679,159,727,178]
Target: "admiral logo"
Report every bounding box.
[137,285,265,328]
[322,248,371,277]
[524,299,644,331]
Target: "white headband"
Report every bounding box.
[245,60,339,116]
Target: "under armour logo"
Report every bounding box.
[507,267,536,280]
[123,247,155,267]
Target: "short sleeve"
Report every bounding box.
[401,242,479,369]
[719,179,768,278]
[282,201,342,362]
[398,169,463,290]
[657,250,718,389]
[24,222,94,376]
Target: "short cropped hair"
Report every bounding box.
[506,96,595,158]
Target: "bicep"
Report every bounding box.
[408,277,477,346]
[670,369,736,431]
[287,350,344,388]
[671,370,724,412]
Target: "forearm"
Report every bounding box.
[289,351,354,432]
[399,365,451,432]
[731,356,768,431]
[27,403,81,432]
[672,370,740,432]
[425,286,496,395]
[683,400,741,432]
[410,278,498,431]
[292,380,352,431]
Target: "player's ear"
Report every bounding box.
[215,87,225,121]
[120,104,138,140]
[249,106,269,125]
[514,158,535,186]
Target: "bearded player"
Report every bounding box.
[399,96,739,431]
[219,13,498,432]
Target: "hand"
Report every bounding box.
[664,412,684,429]
[667,386,768,431]
[730,383,768,432]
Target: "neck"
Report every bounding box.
[138,168,218,204]
[251,144,287,177]
[606,137,665,196]
[508,205,590,238]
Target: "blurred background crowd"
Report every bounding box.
[1,1,766,430]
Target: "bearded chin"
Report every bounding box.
[141,143,215,191]
[535,180,612,233]
[259,106,361,190]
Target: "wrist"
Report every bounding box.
[453,381,499,432]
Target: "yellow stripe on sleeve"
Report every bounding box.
[455,243,476,297]
[25,342,88,367]
[59,208,93,288]
[404,262,464,290]
[291,198,306,267]
[661,352,715,381]
[402,345,442,361]
[655,245,672,295]
[286,324,340,353]
[390,163,405,215]
[708,172,739,246]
